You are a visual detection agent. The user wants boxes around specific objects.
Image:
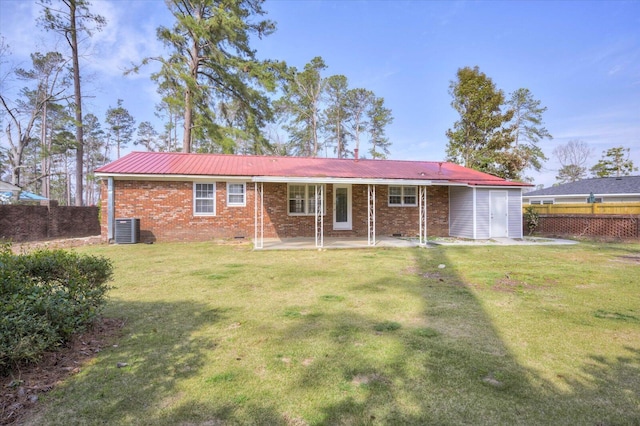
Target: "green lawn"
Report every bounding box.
[25,241,640,425]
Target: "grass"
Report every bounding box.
[23,241,640,425]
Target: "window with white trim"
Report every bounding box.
[288,184,325,215]
[194,183,216,215]
[227,182,246,206]
[388,186,417,206]
[530,199,554,205]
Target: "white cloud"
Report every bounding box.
[0,2,43,57]
[579,38,640,80]
[86,1,167,79]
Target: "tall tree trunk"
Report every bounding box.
[41,102,50,198]
[11,163,20,186]
[182,17,201,154]
[183,90,192,153]
[9,144,25,186]
[70,0,84,206]
[312,111,318,157]
[65,157,71,206]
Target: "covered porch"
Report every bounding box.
[252,180,431,250]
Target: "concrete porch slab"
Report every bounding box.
[255,236,578,250]
[257,236,426,250]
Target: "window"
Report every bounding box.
[388,186,417,206]
[194,183,215,215]
[288,184,325,215]
[530,199,554,205]
[403,186,417,205]
[227,183,246,206]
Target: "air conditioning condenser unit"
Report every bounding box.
[114,218,140,244]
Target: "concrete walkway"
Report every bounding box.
[430,237,578,246]
[257,236,577,250]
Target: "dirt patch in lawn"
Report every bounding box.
[9,236,103,254]
[0,317,124,426]
[614,255,640,264]
[493,277,542,293]
[351,373,387,386]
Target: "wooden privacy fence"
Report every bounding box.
[0,204,100,242]
[524,202,640,215]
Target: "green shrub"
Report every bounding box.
[0,245,113,375]
[524,206,540,236]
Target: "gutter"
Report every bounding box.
[94,172,527,189]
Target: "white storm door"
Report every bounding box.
[490,191,508,238]
[333,184,352,230]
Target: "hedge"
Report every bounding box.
[0,243,113,375]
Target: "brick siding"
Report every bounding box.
[100,180,450,243]
[527,214,640,240]
[0,205,100,242]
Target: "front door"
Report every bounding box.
[333,184,352,230]
[490,191,508,237]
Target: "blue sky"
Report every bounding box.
[1,0,639,187]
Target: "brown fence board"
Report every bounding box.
[0,205,100,242]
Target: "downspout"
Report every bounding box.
[107,177,115,242]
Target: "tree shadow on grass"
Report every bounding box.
[279,247,640,425]
[25,246,640,425]
[25,299,232,425]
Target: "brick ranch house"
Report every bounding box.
[95,151,531,248]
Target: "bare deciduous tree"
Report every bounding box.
[553,139,592,183]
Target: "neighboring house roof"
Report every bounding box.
[0,191,48,201]
[95,152,530,187]
[524,176,640,197]
[18,191,48,201]
[0,180,48,201]
[0,180,21,192]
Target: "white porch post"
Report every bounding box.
[254,182,264,249]
[315,184,324,248]
[419,185,428,246]
[368,184,376,246]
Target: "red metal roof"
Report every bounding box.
[95,151,530,187]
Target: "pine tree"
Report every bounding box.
[446,66,515,178]
[105,99,135,159]
[40,0,105,205]
[136,0,282,153]
[590,146,638,177]
[367,96,393,159]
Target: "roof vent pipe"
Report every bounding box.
[438,162,443,174]
[354,148,359,162]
